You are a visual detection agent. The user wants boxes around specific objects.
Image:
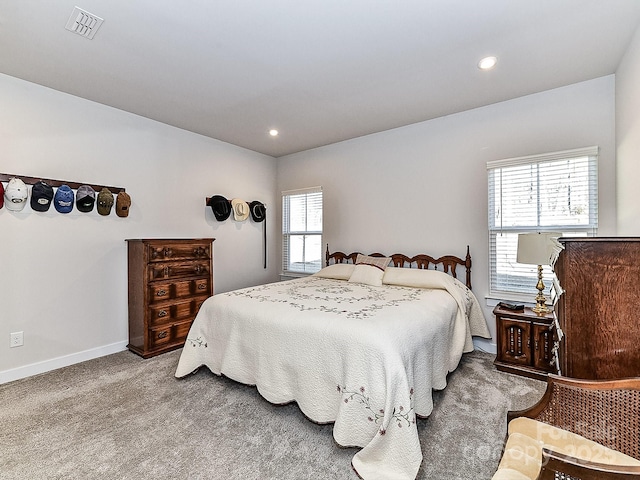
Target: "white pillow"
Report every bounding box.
[349,264,385,286]
[382,266,460,289]
[348,254,391,286]
[313,263,355,280]
[383,266,426,286]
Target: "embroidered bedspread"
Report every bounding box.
[175,270,490,480]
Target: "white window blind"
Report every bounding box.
[487,147,598,298]
[282,186,323,274]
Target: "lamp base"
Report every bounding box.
[532,300,551,315]
[532,264,551,315]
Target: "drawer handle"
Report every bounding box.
[158,310,168,318]
[157,330,168,339]
[164,248,173,257]
[197,283,206,290]
[156,289,167,296]
[193,247,206,256]
[194,265,203,274]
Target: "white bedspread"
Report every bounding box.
[175,268,490,480]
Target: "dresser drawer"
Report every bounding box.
[148,320,194,350]
[148,297,207,326]
[148,261,211,281]
[148,325,173,349]
[149,278,211,304]
[173,321,192,342]
[147,243,211,263]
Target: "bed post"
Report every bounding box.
[465,245,472,290]
[325,243,330,267]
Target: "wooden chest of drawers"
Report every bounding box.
[126,238,215,358]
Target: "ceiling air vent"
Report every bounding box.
[65,7,104,39]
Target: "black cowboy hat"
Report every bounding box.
[249,200,266,222]
[208,195,231,221]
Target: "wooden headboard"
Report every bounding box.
[325,244,472,289]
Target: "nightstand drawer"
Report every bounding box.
[532,322,557,371]
[498,318,532,366]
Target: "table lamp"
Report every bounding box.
[516,232,561,315]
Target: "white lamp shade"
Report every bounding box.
[516,232,562,265]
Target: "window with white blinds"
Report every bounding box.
[282,186,323,274]
[487,147,598,298]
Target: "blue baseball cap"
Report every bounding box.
[54,185,75,213]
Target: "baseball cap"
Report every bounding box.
[30,181,54,212]
[76,185,96,213]
[53,185,74,213]
[4,178,28,212]
[115,191,131,218]
[97,188,114,216]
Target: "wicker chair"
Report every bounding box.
[497,374,640,480]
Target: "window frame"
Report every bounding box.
[282,186,323,275]
[487,146,598,301]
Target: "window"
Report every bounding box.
[487,147,598,299]
[282,186,323,274]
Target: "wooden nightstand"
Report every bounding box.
[493,305,558,380]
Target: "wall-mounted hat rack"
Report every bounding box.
[0,173,125,194]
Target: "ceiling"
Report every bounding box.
[2,1,640,158]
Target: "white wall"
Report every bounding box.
[1,67,624,382]
[0,73,278,383]
[277,76,617,347]
[616,24,640,234]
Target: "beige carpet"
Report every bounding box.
[0,349,544,480]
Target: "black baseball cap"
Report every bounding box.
[30,181,54,212]
[76,185,96,213]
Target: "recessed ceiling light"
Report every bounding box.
[269,129,279,137]
[478,56,497,70]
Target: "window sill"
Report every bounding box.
[485,294,537,308]
[280,272,314,281]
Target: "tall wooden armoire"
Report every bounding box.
[554,237,640,379]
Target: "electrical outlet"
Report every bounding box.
[10,331,23,348]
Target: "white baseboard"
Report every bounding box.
[1,338,497,385]
[0,341,128,385]
[473,337,497,355]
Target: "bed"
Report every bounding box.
[175,246,491,480]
